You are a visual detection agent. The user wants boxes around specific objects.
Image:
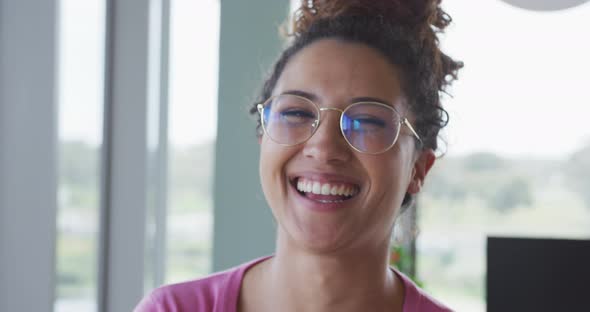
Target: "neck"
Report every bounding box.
[260,231,401,312]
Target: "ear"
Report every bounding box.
[407,148,436,194]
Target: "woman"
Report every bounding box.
[136,0,462,311]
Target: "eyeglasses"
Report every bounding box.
[257,94,422,154]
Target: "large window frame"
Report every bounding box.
[1,0,287,311]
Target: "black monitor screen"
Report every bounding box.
[487,236,590,312]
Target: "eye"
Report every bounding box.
[350,115,387,131]
[279,109,316,125]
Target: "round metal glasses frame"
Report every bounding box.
[257,94,423,155]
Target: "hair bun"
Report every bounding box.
[293,0,451,40]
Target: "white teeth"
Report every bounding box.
[295,178,358,197]
[312,182,321,194]
[345,186,352,196]
[330,185,339,195]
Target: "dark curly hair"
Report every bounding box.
[250,0,463,208]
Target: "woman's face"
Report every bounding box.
[259,39,434,253]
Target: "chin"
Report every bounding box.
[279,218,360,255]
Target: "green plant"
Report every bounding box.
[390,245,424,287]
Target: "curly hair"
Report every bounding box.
[250,0,463,207]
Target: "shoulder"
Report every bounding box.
[393,268,453,312]
[133,270,233,312]
[134,257,272,312]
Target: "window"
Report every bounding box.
[418,2,590,310]
[164,0,219,284]
[1,0,220,310]
[55,1,105,311]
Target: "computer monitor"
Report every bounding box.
[486,236,590,312]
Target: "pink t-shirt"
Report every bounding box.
[135,256,452,312]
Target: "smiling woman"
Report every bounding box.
[135,0,462,311]
[258,39,427,255]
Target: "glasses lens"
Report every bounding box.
[262,94,318,145]
[341,103,401,153]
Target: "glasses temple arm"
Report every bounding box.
[402,118,423,146]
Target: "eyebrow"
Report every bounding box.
[350,96,392,106]
[282,89,318,101]
[281,90,393,107]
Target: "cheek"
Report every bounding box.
[259,139,276,190]
[366,153,413,208]
[374,168,403,208]
[259,138,295,201]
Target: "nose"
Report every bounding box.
[302,108,352,163]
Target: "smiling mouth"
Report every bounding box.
[292,177,360,203]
